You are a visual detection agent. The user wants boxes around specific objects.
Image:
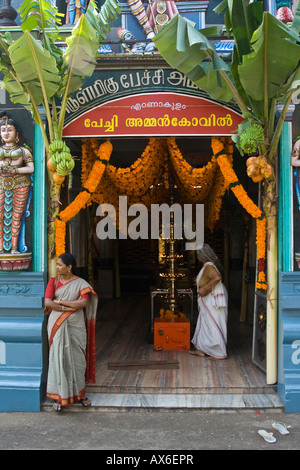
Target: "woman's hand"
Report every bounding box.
[44,306,52,315]
[197,286,211,297]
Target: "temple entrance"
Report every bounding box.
[63,135,274,396]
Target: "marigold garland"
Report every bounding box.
[256,217,267,290]
[206,138,233,231]
[54,140,113,257]
[92,139,169,233]
[212,138,267,290]
[167,138,218,204]
[54,136,267,290]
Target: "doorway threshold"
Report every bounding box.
[42,392,284,411]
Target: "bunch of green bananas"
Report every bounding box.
[239,123,264,155]
[49,140,75,176]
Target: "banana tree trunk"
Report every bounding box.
[47,167,61,277]
[264,177,278,385]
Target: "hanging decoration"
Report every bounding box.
[206,137,233,231]
[54,140,113,257]
[211,138,267,290]
[166,137,218,203]
[92,138,169,232]
[54,136,267,289]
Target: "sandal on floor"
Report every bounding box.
[272,422,290,435]
[80,397,91,408]
[53,401,62,413]
[258,429,276,443]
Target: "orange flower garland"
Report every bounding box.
[55,136,267,290]
[92,139,169,233]
[167,138,218,203]
[206,137,233,231]
[212,138,267,290]
[256,217,267,290]
[105,138,166,197]
[54,140,113,257]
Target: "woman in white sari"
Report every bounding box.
[191,244,228,360]
[44,253,98,412]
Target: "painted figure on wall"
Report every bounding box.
[275,0,294,22]
[119,0,178,52]
[127,0,178,37]
[0,114,34,270]
[292,137,300,211]
[66,0,88,24]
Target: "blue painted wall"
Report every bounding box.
[278,116,300,413]
[0,272,47,411]
[278,273,300,413]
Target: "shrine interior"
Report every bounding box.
[60,135,272,394]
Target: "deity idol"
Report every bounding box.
[65,0,88,24]
[275,0,294,23]
[127,0,178,38]
[0,115,34,257]
[118,0,178,53]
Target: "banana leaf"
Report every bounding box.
[153,15,235,103]
[60,0,120,96]
[7,30,60,106]
[18,0,64,63]
[214,0,263,59]
[18,0,63,34]
[238,12,300,103]
[98,0,121,41]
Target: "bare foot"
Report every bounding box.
[189,350,205,357]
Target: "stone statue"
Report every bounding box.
[0,114,34,270]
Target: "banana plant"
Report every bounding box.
[0,0,120,274]
[153,0,300,384]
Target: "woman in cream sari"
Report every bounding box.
[44,253,98,412]
[191,244,228,360]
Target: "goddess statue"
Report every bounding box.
[275,0,294,23]
[291,138,300,167]
[0,114,34,258]
[292,137,300,211]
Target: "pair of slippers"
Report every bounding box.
[258,422,290,443]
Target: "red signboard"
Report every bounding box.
[63,92,243,138]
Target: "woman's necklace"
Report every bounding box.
[59,275,74,284]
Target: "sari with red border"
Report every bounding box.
[46,277,98,405]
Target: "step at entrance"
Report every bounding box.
[42,392,284,411]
